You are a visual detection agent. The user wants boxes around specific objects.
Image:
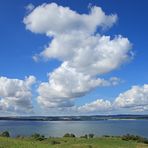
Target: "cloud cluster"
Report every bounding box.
[24,3,117,36]
[77,99,112,113]
[114,84,148,112]
[41,34,131,76]
[0,3,146,115]
[0,76,36,113]
[76,84,148,114]
[37,63,121,108]
[24,3,132,109]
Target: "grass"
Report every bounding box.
[0,136,148,148]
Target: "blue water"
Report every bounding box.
[0,120,148,138]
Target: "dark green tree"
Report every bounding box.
[88,134,94,138]
[63,133,76,138]
[1,131,10,137]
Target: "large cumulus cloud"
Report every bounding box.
[24,3,132,110]
[24,3,117,35]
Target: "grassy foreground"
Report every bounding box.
[0,136,148,148]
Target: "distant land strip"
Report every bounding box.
[0,115,148,121]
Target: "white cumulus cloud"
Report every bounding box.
[24,3,117,36]
[73,84,148,114]
[40,33,132,76]
[77,99,112,113]
[114,84,148,112]
[24,3,132,110]
[0,76,36,113]
[37,63,121,108]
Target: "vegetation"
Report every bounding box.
[0,131,10,137]
[0,131,148,148]
[122,134,148,144]
[31,133,46,141]
[80,134,88,139]
[63,133,76,138]
[88,133,94,138]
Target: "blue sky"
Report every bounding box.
[0,0,148,115]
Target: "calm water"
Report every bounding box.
[0,120,148,138]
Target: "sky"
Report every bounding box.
[0,0,148,116]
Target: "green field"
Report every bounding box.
[0,137,148,148]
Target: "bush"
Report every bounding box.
[63,133,70,137]
[31,133,45,141]
[122,134,148,144]
[63,133,76,138]
[31,133,40,138]
[16,135,24,139]
[88,134,94,138]
[122,134,141,141]
[1,131,10,137]
[51,140,60,145]
[70,133,76,137]
[103,135,111,138]
[80,134,88,139]
[142,138,148,144]
[137,137,148,144]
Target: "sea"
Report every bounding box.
[0,119,148,138]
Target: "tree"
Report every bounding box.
[63,133,70,137]
[80,134,88,139]
[31,133,40,139]
[88,134,94,138]
[1,131,10,137]
[31,133,45,141]
[63,133,76,138]
[70,133,76,137]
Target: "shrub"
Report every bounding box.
[88,134,94,138]
[70,133,76,137]
[1,131,10,137]
[122,134,148,144]
[80,134,88,139]
[16,135,24,139]
[142,139,148,144]
[63,133,76,138]
[51,140,60,145]
[122,134,141,141]
[37,135,45,141]
[103,135,111,138]
[31,133,40,138]
[63,133,70,137]
[31,133,45,141]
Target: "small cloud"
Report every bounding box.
[109,77,123,86]
[77,99,112,113]
[32,54,39,62]
[25,3,34,12]
[88,3,93,9]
